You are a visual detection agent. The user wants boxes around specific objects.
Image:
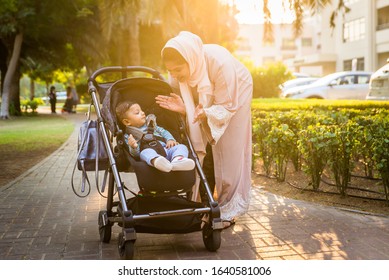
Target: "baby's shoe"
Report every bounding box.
[153,156,172,172]
[171,156,195,171]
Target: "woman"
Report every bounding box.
[62,86,74,113]
[156,31,253,227]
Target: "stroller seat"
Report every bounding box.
[102,77,196,195]
[128,155,196,194]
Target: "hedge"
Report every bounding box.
[251,99,389,203]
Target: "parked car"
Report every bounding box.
[279,77,319,97]
[41,91,67,104]
[366,60,389,101]
[292,72,311,78]
[281,71,372,99]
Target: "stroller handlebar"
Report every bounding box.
[89,66,165,83]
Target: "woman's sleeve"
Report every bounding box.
[203,59,238,143]
[203,105,233,143]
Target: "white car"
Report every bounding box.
[366,60,389,100]
[279,77,319,97]
[281,71,372,99]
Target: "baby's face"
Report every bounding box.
[122,104,146,127]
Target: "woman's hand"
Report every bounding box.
[156,93,186,115]
[193,103,206,123]
[165,139,178,149]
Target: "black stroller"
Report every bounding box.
[86,66,223,259]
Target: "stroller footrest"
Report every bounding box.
[133,207,210,220]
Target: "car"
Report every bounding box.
[281,71,372,99]
[279,77,319,97]
[292,72,311,78]
[366,59,389,101]
[40,91,67,104]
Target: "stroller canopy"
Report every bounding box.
[101,77,179,138]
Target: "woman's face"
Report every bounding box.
[165,61,190,83]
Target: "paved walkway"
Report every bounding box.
[1,112,389,260]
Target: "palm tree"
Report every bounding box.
[262,0,349,40]
[98,0,143,66]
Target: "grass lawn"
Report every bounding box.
[0,114,74,186]
[0,114,74,152]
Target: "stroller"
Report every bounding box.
[86,66,223,260]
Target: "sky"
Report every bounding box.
[230,0,296,24]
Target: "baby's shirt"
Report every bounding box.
[124,124,176,157]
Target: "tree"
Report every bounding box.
[97,0,239,69]
[155,0,239,48]
[0,0,104,118]
[262,0,349,41]
[0,0,31,118]
[98,0,142,66]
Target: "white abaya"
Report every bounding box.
[163,32,253,221]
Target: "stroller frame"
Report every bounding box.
[87,66,223,259]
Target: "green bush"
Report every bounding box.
[248,62,293,98]
[251,100,389,202]
[371,114,389,203]
[21,98,44,114]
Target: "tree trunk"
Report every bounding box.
[10,68,21,116]
[128,16,141,66]
[30,78,35,100]
[0,33,23,119]
[0,41,8,93]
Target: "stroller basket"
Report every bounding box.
[86,66,222,259]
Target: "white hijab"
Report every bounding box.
[162,31,213,154]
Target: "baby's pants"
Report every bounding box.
[140,144,189,166]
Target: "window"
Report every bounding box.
[301,38,312,47]
[343,18,365,42]
[281,38,296,50]
[282,54,294,60]
[356,75,370,84]
[377,6,389,30]
[343,58,365,71]
[334,75,355,85]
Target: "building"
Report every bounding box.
[235,23,319,73]
[236,0,389,76]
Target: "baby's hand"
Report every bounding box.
[128,134,138,148]
[166,140,178,149]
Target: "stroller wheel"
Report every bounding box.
[98,210,112,243]
[118,232,135,260]
[202,224,221,252]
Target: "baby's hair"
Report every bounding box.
[116,100,138,124]
[162,47,187,65]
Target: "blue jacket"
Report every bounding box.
[125,124,175,157]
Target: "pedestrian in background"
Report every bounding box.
[48,86,57,114]
[72,86,79,112]
[62,86,74,113]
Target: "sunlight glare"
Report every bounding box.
[232,0,295,24]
